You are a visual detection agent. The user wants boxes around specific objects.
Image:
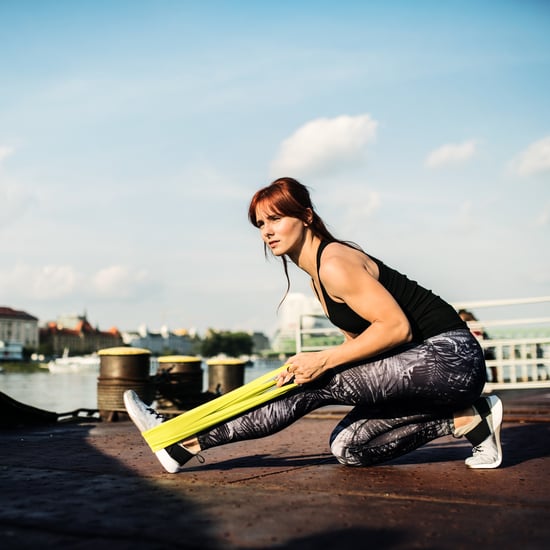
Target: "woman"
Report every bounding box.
[125,177,503,472]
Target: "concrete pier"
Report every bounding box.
[1,389,549,549]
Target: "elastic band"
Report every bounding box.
[143,365,297,452]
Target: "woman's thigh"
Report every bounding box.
[329,329,486,411]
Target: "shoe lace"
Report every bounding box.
[146,406,166,421]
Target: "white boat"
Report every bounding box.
[48,353,100,374]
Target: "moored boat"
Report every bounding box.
[48,353,100,373]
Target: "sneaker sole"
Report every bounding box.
[155,449,182,474]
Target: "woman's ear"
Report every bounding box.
[304,208,313,226]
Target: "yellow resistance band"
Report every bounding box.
[143,364,297,452]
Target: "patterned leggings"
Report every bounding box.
[197,329,487,466]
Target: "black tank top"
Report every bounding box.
[315,241,465,341]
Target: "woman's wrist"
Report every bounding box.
[319,350,335,371]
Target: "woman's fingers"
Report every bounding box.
[276,370,295,387]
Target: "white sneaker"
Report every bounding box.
[124,390,195,473]
[465,395,503,469]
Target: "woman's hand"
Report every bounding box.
[276,351,328,387]
[275,368,296,387]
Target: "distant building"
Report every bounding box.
[122,325,194,356]
[40,313,123,356]
[0,340,24,361]
[0,307,39,359]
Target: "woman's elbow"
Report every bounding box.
[396,319,413,345]
[372,317,412,347]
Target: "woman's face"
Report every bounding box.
[255,205,306,257]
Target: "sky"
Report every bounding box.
[1,0,549,338]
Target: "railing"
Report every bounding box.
[295,318,343,353]
[296,296,550,390]
[477,336,550,389]
[454,296,550,390]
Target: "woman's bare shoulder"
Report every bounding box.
[320,242,378,281]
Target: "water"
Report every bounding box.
[0,370,99,412]
[0,359,285,413]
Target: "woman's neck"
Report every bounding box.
[288,233,321,277]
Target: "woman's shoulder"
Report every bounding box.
[321,240,364,258]
[319,242,375,281]
[320,241,360,266]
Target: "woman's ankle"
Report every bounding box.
[453,407,481,438]
[182,437,201,454]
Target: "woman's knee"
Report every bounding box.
[330,430,364,466]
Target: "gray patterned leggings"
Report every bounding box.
[197,329,486,466]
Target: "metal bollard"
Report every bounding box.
[206,358,246,395]
[156,355,203,410]
[97,347,154,421]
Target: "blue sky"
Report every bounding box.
[1,0,549,337]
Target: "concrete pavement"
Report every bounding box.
[0,389,549,549]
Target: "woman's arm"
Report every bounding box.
[280,246,412,386]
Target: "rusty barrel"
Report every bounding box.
[207,358,246,395]
[156,355,203,410]
[97,347,154,421]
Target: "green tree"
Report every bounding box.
[201,330,253,357]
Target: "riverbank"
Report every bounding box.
[1,389,549,549]
[0,359,282,414]
[0,361,45,373]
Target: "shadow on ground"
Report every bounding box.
[0,423,218,549]
[0,422,412,549]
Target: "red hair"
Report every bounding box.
[248,177,337,241]
[249,177,345,304]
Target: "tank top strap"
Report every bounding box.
[315,240,333,301]
[316,240,331,278]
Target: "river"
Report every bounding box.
[0,359,285,413]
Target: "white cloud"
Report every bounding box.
[425,139,478,168]
[512,136,550,177]
[33,265,80,299]
[91,265,153,299]
[0,263,155,302]
[0,146,14,164]
[0,264,80,300]
[270,114,378,177]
